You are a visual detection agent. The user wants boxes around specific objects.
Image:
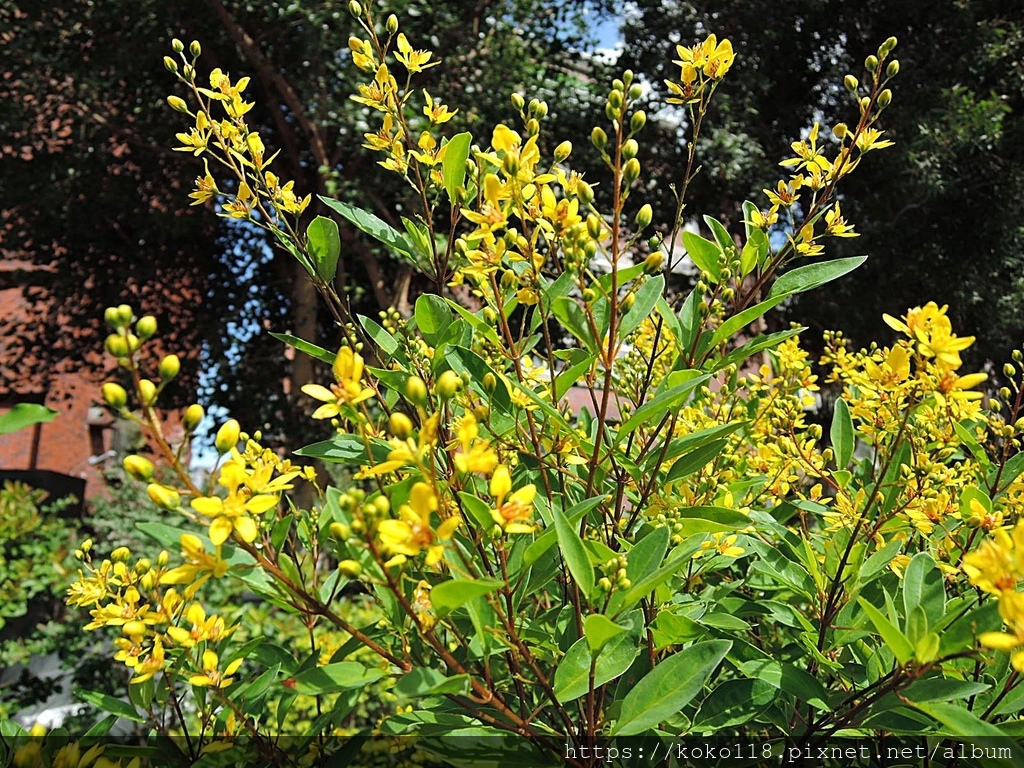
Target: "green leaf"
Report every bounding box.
[615,372,709,443]
[319,196,416,261]
[415,294,452,344]
[903,677,990,703]
[626,526,670,585]
[584,614,627,654]
[523,497,603,568]
[740,227,769,277]
[993,451,1024,493]
[554,506,594,598]
[394,668,470,698]
[357,315,399,356]
[74,689,145,723]
[291,662,386,695]
[910,701,1024,766]
[767,255,867,299]
[709,294,786,348]
[431,578,504,616]
[695,678,775,729]
[611,640,731,736]
[858,597,914,664]
[664,439,728,483]
[0,402,58,435]
[269,332,335,365]
[903,553,945,626]
[739,659,830,711]
[458,491,495,531]
[442,132,472,203]
[681,231,722,281]
[711,327,804,373]
[830,398,854,470]
[703,215,735,254]
[295,433,392,465]
[552,297,597,353]
[307,215,341,282]
[553,622,642,703]
[619,275,664,339]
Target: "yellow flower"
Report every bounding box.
[192,461,279,545]
[963,522,1024,595]
[129,636,167,684]
[489,465,536,534]
[189,162,219,206]
[423,91,457,124]
[394,33,438,73]
[302,347,375,419]
[980,592,1024,672]
[855,127,895,153]
[825,203,857,237]
[883,302,975,370]
[377,482,460,566]
[189,649,243,688]
[166,603,233,647]
[452,413,499,474]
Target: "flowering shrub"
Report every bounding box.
[9,4,1024,766]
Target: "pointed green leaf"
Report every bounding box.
[584,614,627,654]
[664,439,728,483]
[291,662,385,695]
[442,132,472,203]
[270,332,335,365]
[0,403,58,435]
[681,231,722,281]
[554,506,594,598]
[858,597,914,664]
[768,256,867,299]
[431,578,505,616]
[319,196,416,261]
[619,275,664,339]
[709,294,787,348]
[307,215,341,282]
[611,640,731,735]
[74,689,145,722]
[830,398,854,470]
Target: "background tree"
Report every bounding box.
[1,0,614,445]
[620,0,1024,365]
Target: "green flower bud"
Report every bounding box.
[526,118,539,136]
[104,306,121,328]
[482,372,497,393]
[622,138,639,159]
[635,203,652,229]
[385,14,399,33]
[482,307,497,324]
[138,379,157,406]
[389,412,414,438]
[147,483,180,510]
[628,84,643,100]
[159,354,180,382]
[510,92,525,110]
[136,315,157,339]
[864,54,878,71]
[215,418,241,453]
[620,292,635,311]
[330,522,351,540]
[583,240,597,260]
[338,559,362,577]
[577,181,594,205]
[500,269,516,288]
[612,78,624,92]
[105,334,129,358]
[117,304,134,325]
[348,0,362,17]
[171,38,184,53]
[534,101,548,118]
[623,157,641,184]
[189,40,201,58]
[167,95,189,112]
[163,56,178,73]
[123,455,155,482]
[473,404,490,421]
[436,370,462,399]
[630,110,647,133]
[590,126,607,151]
[1014,349,1023,362]
[404,376,428,406]
[877,88,892,108]
[553,140,572,163]
[587,214,604,240]
[102,382,128,409]
[111,546,131,563]
[582,288,596,303]
[886,60,900,78]
[1004,363,1016,378]
[844,75,859,93]
[642,250,664,274]
[183,403,204,431]
[605,102,619,121]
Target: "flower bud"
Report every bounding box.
[348,0,362,17]
[628,84,643,100]
[159,354,180,382]
[553,140,572,163]
[534,101,548,118]
[189,40,201,57]
[163,56,178,73]
[330,522,351,540]
[102,382,128,409]
[844,75,859,93]
[389,412,414,438]
[587,214,604,240]
[635,203,652,229]
[500,269,516,288]
[582,288,596,303]
[510,92,525,110]
[630,110,646,133]
[859,96,871,112]
[886,60,900,78]
[436,370,462,399]
[877,88,892,108]
[622,139,639,159]
[123,455,155,482]
[137,379,157,406]
[473,404,490,421]
[167,95,189,113]
[105,334,129,358]
[215,418,241,453]
[338,559,362,577]
[608,90,622,109]
[864,54,878,71]
[623,157,641,184]
[832,123,848,139]
[117,304,134,325]
[385,14,399,33]
[404,376,428,406]
[122,620,146,638]
[642,251,664,274]
[104,306,122,328]
[525,118,539,136]
[620,292,635,311]
[1004,363,1016,378]
[578,181,594,205]
[147,483,180,510]
[183,403,204,431]
[482,307,497,324]
[483,372,497,393]
[171,38,185,53]
[135,315,157,340]
[590,126,608,151]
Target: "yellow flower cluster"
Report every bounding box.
[964,521,1024,671]
[67,536,234,684]
[666,34,735,105]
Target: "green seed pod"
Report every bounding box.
[123,455,155,482]
[183,403,204,431]
[436,370,462,399]
[102,382,128,409]
[158,354,180,382]
[138,379,158,406]
[215,418,241,453]
[404,376,428,406]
